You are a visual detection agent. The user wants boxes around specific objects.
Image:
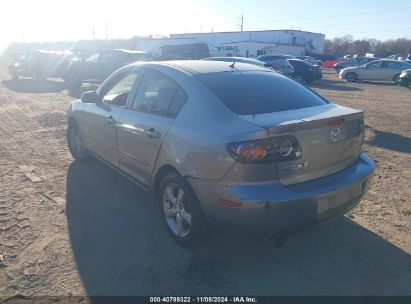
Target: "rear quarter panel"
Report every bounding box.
[152,67,268,182]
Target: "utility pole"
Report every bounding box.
[238,14,244,32]
[105,22,108,40]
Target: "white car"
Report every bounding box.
[339,59,411,83]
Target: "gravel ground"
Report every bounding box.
[0,62,410,298]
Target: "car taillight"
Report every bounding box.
[226,136,302,164]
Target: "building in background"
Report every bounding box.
[136,30,325,58]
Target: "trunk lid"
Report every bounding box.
[239,104,364,185]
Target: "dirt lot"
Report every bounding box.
[0,62,410,297]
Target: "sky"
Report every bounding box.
[0,0,410,49]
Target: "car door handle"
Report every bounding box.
[106,115,117,125]
[145,128,161,139]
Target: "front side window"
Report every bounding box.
[100,52,115,62]
[385,61,401,69]
[85,53,99,62]
[367,61,383,68]
[100,70,140,107]
[131,70,186,118]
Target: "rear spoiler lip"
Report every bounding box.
[238,104,364,135]
[267,111,363,134]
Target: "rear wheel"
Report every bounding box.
[9,68,18,80]
[33,69,45,81]
[158,172,209,246]
[67,121,90,161]
[393,74,400,85]
[66,73,82,88]
[294,74,304,83]
[346,72,357,82]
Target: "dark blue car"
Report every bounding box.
[288,59,322,83]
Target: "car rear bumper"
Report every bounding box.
[189,153,375,236]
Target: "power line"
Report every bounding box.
[291,16,410,30]
[330,26,411,36]
[245,6,411,24]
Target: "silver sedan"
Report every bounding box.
[67,60,375,245]
[339,59,411,83]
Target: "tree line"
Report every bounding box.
[324,35,411,57]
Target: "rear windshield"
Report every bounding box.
[196,71,328,115]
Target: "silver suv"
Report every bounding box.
[67,60,374,245]
[256,54,294,76]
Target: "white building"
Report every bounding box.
[136,29,325,58]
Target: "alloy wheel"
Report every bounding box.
[162,183,192,238]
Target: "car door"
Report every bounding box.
[361,61,384,80]
[82,52,101,81]
[99,50,124,81]
[383,61,405,81]
[80,69,141,166]
[117,69,187,186]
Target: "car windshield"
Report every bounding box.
[196,71,328,115]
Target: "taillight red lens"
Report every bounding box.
[226,136,302,164]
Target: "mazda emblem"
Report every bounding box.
[330,127,342,142]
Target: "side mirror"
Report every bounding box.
[81,91,98,103]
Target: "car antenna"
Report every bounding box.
[229,62,235,69]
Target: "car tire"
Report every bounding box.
[393,74,400,85]
[9,68,19,80]
[158,172,210,246]
[294,74,304,83]
[346,72,357,82]
[67,120,90,161]
[33,69,45,81]
[66,73,82,88]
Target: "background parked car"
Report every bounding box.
[210,45,241,57]
[157,43,209,60]
[398,69,411,88]
[296,55,323,67]
[339,59,411,83]
[8,50,70,80]
[256,54,294,76]
[288,58,322,83]
[65,49,151,87]
[334,57,378,74]
[67,60,374,245]
[201,56,270,68]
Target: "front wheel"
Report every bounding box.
[346,72,357,82]
[159,172,209,246]
[67,121,90,161]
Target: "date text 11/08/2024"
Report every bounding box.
[149,296,258,303]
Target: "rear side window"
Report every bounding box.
[196,71,328,115]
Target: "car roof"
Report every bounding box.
[369,59,406,63]
[129,60,269,75]
[203,57,264,63]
